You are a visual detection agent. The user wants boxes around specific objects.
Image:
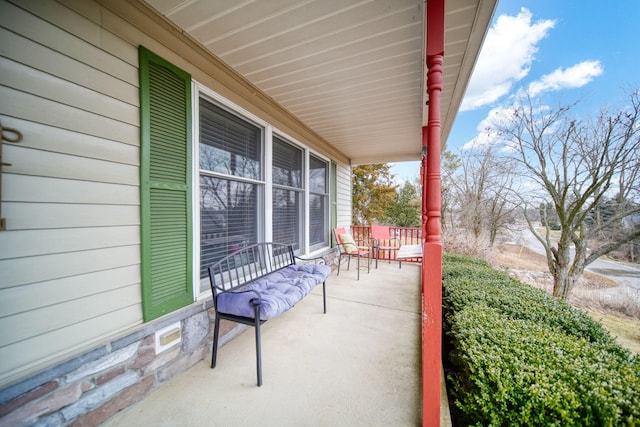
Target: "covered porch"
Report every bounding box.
[105,261,450,426]
[0,1,497,425]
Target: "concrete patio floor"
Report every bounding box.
[105,261,446,426]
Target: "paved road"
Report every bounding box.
[512,226,640,292]
[588,261,640,291]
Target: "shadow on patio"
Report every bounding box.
[104,261,443,426]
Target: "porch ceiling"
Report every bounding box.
[144,0,496,165]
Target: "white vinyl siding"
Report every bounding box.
[335,161,353,229]
[0,0,142,386]
[1,174,139,205]
[0,246,140,291]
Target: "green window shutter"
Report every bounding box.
[139,46,193,321]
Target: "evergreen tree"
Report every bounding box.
[351,164,397,225]
[386,182,421,227]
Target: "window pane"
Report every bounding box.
[309,155,327,193]
[200,175,258,279]
[272,188,302,251]
[200,98,261,180]
[273,137,303,188]
[272,137,303,251]
[309,194,327,247]
[309,155,329,248]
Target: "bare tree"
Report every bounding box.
[450,146,518,245]
[441,150,461,233]
[492,91,640,300]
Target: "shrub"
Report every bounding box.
[443,253,640,426]
[443,254,620,349]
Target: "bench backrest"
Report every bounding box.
[207,242,295,297]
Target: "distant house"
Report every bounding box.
[0,0,496,425]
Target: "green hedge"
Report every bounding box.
[443,253,640,426]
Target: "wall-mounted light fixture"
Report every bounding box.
[1,122,23,231]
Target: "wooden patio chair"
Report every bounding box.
[370,225,401,269]
[333,227,371,280]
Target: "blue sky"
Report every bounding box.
[391,0,640,184]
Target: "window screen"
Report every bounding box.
[309,155,329,249]
[199,99,261,180]
[272,137,303,251]
[199,98,262,280]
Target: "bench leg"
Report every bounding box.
[211,314,220,369]
[253,304,263,387]
[322,281,327,314]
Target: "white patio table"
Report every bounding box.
[397,244,423,261]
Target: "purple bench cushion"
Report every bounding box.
[216,264,331,320]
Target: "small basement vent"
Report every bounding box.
[155,321,182,354]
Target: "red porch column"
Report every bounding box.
[422,0,444,426]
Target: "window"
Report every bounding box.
[272,136,304,251]
[309,154,329,250]
[198,97,263,283]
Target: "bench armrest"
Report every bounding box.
[223,288,262,304]
[295,254,327,265]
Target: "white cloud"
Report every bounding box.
[460,8,555,111]
[461,105,517,150]
[528,60,603,96]
[463,95,562,151]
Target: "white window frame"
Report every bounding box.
[192,81,331,299]
[272,133,306,253]
[307,152,331,252]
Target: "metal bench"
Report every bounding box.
[207,242,331,386]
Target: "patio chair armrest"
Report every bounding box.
[373,237,401,249]
[354,239,371,250]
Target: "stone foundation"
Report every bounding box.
[0,299,237,427]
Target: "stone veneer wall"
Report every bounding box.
[0,299,236,427]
